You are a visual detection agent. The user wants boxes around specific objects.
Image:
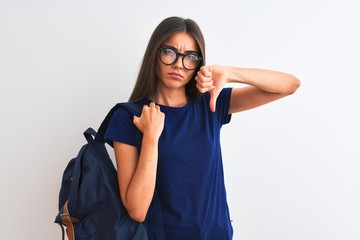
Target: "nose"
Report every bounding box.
[172,55,183,69]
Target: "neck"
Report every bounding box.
[151,88,188,107]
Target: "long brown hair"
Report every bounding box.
[129,16,206,102]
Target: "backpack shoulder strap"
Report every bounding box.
[95,102,142,147]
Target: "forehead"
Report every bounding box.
[162,32,198,51]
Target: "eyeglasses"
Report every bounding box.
[159,47,202,70]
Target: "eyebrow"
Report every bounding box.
[162,44,199,54]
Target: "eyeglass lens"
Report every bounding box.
[160,47,201,70]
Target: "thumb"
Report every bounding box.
[209,88,220,112]
[133,115,140,129]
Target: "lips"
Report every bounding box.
[168,72,183,80]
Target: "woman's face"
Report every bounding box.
[155,32,200,91]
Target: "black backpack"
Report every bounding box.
[54,103,164,240]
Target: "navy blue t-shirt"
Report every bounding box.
[105,88,233,240]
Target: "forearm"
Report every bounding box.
[225,66,300,94]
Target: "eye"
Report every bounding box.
[185,54,200,61]
[163,48,176,56]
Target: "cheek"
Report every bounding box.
[155,61,164,79]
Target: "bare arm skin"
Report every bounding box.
[113,102,164,222]
[195,65,301,113]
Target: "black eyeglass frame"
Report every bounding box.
[159,46,203,70]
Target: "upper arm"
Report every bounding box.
[229,86,290,114]
[113,141,139,207]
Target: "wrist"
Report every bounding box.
[142,133,160,144]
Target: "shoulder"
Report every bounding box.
[105,101,148,146]
[112,105,133,120]
[113,100,149,120]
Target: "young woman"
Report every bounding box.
[105,16,300,240]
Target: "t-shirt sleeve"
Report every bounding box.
[216,87,233,125]
[104,107,138,147]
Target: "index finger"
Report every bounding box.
[199,66,212,78]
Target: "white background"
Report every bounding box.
[1,0,359,239]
